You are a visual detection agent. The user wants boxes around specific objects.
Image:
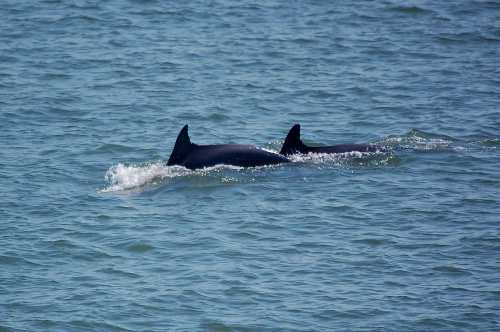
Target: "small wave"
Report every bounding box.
[95,143,136,153]
[205,112,231,121]
[0,255,26,266]
[433,265,471,275]
[387,5,434,15]
[352,238,393,247]
[382,128,457,151]
[434,31,500,44]
[127,243,154,253]
[478,138,500,147]
[0,255,41,267]
[54,14,102,24]
[383,129,500,153]
[97,267,140,279]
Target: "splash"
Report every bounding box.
[100,162,249,192]
[101,162,191,192]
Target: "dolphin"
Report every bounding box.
[280,124,381,156]
[167,125,290,170]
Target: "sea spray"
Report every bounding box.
[102,162,191,192]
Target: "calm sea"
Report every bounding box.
[1,1,499,331]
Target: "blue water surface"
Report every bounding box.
[1,0,500,331]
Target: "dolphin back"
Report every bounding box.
[167,125,193,166]
[280,123,384,155]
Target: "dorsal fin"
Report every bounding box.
[167,125,193,166]
[280,124,307,155]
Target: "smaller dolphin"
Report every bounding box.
[280,124,381,156]
[167,125,290,170]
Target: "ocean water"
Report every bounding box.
[1,0,500,331]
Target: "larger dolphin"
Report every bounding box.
[167,125,290,170]
[280,124,381,156]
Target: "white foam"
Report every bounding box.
[289,151,366,163]
[101,162,191,192]
[100,162,250,192]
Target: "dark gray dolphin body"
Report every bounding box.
[280,124,381,156]
[167,125,290,170]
